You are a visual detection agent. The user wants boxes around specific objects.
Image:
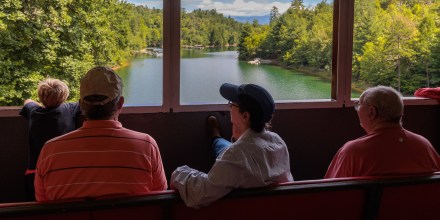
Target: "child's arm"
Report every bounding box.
[23,99,41,106]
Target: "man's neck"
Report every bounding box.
[368,121,401,133]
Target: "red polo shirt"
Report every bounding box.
[35,120,167,201]
[325,127,440,178]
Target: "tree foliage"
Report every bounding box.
[2,0,440,105]
[0,0,160,105]
[180,9,242,47]
[239,0,440,95]
[0,1,242,106]
[354,0,440,94]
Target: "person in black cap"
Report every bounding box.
[171,83,293,208]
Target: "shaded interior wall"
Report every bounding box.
[0,105,439,203]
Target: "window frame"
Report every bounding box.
[0,0,437,117]
[127,0,439,114]
[169,0,346,113]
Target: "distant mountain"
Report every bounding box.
[231,15,270,25]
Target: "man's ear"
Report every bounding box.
[117,96,124,109]
[242,111,251,121]
[368,105,377,119]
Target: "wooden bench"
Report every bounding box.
[375,174,440,220]
[1,173,440,220]
[0,191,173,220]
[172,178,369,220]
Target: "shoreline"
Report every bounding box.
[279,64,365,94]
[114,48,365,94]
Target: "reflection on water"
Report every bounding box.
[117,49,341,106]
[117,55,163,106]
[180,50,333,105]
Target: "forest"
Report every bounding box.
[1,0,439,106]
[0,0,242,106]
[239,0,440,94]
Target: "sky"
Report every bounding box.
[125,0,327,16]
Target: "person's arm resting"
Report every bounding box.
[171,154,243,208]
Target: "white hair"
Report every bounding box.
[360,86,403,124]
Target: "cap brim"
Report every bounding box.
[220,83,240,104]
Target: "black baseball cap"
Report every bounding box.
[220,83,275,124]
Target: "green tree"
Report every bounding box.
[0,0,159,106]
[411,2,439,87]
[279,2,311,67]
[359,39,395,87]
[180,8,242,48]
[238,25,253,60]
[352,0,384,82]
[305,1,333,69]
[270,6,280,24]
[383,4,418,92]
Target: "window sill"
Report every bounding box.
[1,97,437,117]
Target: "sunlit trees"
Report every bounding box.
[245,0,332,71]
[2,0,440,105]
[0,0,163,106]
[180,9,242,47]
[355,0,440,94]
[238,0,440,95]
[304,1,333,69]
[411,2,439,87]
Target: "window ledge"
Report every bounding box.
[1,97,438,117]
[0,107,21,117]
[402,97,440,106]
[346,97,439,108]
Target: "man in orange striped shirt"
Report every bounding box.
[34,66,167,201]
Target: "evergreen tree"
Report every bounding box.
[238,25,253,60]
[270,6,280,24]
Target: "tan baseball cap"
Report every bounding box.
[80,66,123,105]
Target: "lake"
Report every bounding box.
[116,49,337,106]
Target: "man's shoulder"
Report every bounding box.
[45,130,77,145]
[244,129,284,142]
[402,128,429,140]
[340,136,370,153]
[255,130,287,148]
[264,130,283,138]
[117,127,158,146]
[120,127,152,138]
[45,126,157,148]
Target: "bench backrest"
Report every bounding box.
[172,188,366,220]
[2,173,440,220]
[377,175,440,220]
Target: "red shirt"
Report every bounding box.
[325,127,440,178]
[35,120,167,201]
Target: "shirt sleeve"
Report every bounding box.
[425,142,440,171]
[19,102,39,119]
[170,149,244,208]
[324,144,353,178]
[67,102,81,116]
[151,143,168,191]
[34,148,48,201]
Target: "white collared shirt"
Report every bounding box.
[171,129,293,208]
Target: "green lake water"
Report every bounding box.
[116,49,349,106]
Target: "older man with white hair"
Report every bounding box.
[325,86,440,178]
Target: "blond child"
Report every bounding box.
[20,78,80,201]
